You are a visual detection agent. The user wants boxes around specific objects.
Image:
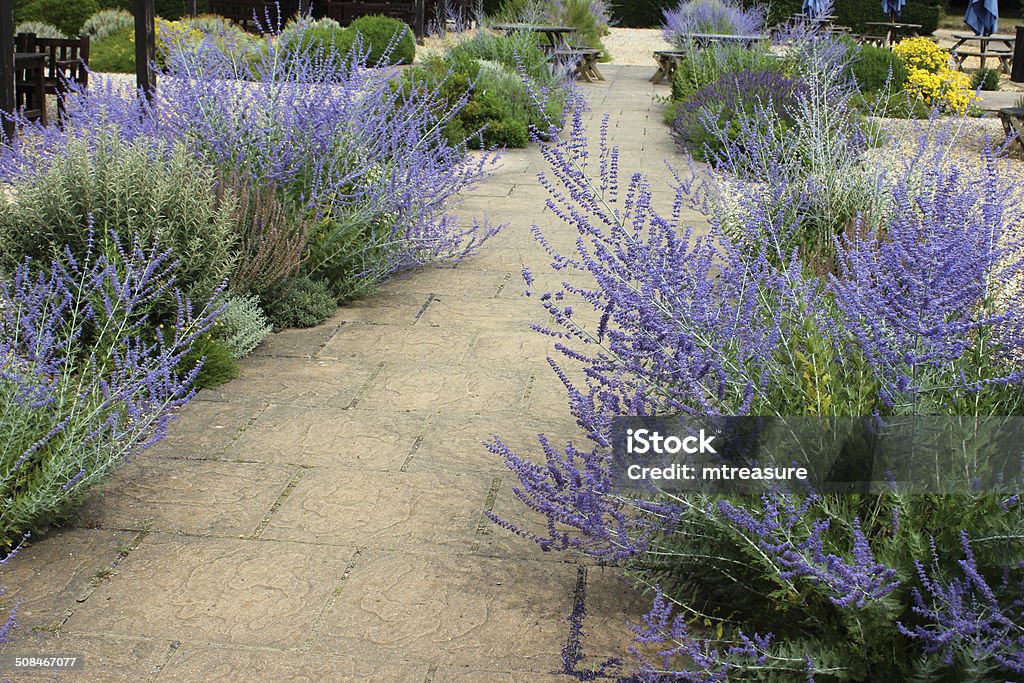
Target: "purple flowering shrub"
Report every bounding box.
[0,25,498,303]
[0,535,25,643]
[0,237,221,553]
[662,0,765,47]
[671,69,807,162]
[492,98,1024,678]
[690,32,888,262]
[161,35,498,300]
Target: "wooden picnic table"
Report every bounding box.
[950,32,1016,73]
[492,23,605,82]
[863,21,922,48]
[998,106,1024,154]
[651,49,686,84]
[13,52,46,125]
[491,23,574,52]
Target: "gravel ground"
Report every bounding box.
[866,115,1024,174]
[602,27,673,65]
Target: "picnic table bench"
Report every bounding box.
[492,23,603,82]
[675,32,768,48]
[998,106,1024,153]
[950,33,1016,73]
[550,46,604,82]
[491,23,574,52]
[651,49,686,84]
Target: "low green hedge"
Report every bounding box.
[339,15,416,66]
[15,0,99,36]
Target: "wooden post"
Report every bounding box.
[0,0,15,142]
[1012,25,1024,83]
[414,0,426,40]
[134,0,156,101]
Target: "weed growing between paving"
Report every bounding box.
[491,27,1024,683]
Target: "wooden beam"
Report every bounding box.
[0,0,15,142]
[414,0,426,40]
[135,0,156,100]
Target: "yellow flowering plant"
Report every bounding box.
[892,37,976,115]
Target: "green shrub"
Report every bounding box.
[398,33,565,151]
[305,207,403,301]
[81,8,133,41]
[855,88,931,119]
[0,134,237,321]
[216,293,272,358]
[259,276,337,329]
[670,42,788,104]
[183,12,249,41]
[14,20,67,39]
[278,19,353,71]
[181,334,239,388]
[338,15,417,66]
[848,44,909,94]
[971,67,1001,91]
[88,24,136,73]
[15,0,98,37]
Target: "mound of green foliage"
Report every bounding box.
[339,14,416,66]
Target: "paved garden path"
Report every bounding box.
[1,65,699,682]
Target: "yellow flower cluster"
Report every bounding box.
[892,37,976,115]
[155,19,203,52]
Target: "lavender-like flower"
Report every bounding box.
[1,235,221,550]
[662,0,765,47]
[899,532,1024,674]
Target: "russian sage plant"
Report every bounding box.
[689,31,888,261]
[1,237,221,552]
[492,93,1024,679]
[662,0,764,47]
[1,26,500,303]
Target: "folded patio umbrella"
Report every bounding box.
[881,0,907,20]
[964,0,998,36]
[802,0,828,17]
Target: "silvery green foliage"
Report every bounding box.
[1,237,221,552]
[696,32,890,256]
[217,293,272,358]
[80,9,132,42]
[14,21,67,39]
[0,133,237,317]
[662,0,764,45]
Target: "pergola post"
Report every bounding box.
[1,0,15,142]
[135,0,156,101]
[414,0,426,40]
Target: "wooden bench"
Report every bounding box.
[550,47,604,82]
[998,107,1024,154]
[952,48,1012,74]
[651,49,686,84]
[15,33,90,122]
